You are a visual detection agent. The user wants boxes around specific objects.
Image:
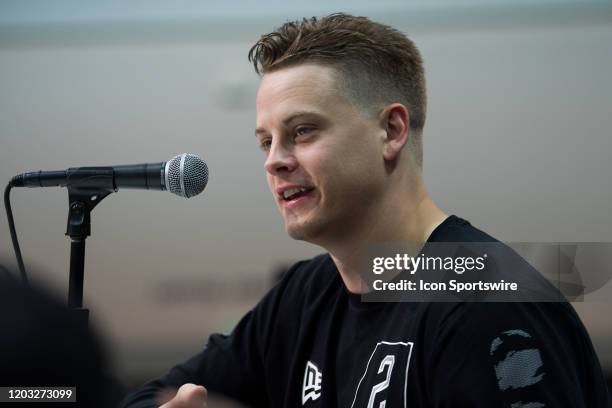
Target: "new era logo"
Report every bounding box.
[302,361,322,405]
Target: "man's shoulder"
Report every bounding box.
[423,300,594,366]
[276,253,340,301]
[429,300,581,331]
[429,215,499,243]
[283,253,334,280]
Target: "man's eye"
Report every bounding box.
[295,127,314,137]
[259,139,272,151]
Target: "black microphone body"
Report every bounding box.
[12,163,166,191]
[113,163,166,190]
[9,154,208,198]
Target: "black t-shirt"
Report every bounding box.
[120,216,611,407]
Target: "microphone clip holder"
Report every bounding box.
[65,168,115,324]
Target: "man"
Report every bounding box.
[121,14,610,407]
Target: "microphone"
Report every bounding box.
[9,153,209,198]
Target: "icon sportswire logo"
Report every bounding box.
[302,361,322,405]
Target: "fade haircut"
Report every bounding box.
[248,13,427,168]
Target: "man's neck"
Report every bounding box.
[325,189,448,294]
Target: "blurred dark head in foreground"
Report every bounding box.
[0,264,119,407]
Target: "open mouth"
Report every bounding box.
[281,187,315,202]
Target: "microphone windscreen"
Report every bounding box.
[165,153,209,198]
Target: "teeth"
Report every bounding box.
[283,187,307,200]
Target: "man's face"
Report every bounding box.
[255,64,387,244]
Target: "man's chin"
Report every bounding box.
[285,224,309,241]
[285,219,320,242]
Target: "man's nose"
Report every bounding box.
[264,141,298,175]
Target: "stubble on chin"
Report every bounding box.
[284,218,308,241]
[284,214,329,244]
[283,211,312,240]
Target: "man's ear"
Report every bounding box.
[380,104,410,161]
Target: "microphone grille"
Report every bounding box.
[165,153,209,198]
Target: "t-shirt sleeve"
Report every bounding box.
[119,262,305,408]
[427,302,610,408]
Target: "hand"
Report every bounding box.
[159,383,208,408]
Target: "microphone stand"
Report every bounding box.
[65,168,115,327]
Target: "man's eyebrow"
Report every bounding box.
[255,111,325,137]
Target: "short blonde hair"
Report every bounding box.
[248,13,427,167]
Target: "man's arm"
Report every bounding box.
[119,261,306,408]
[119,324,267,407]
[427,302,611,408]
